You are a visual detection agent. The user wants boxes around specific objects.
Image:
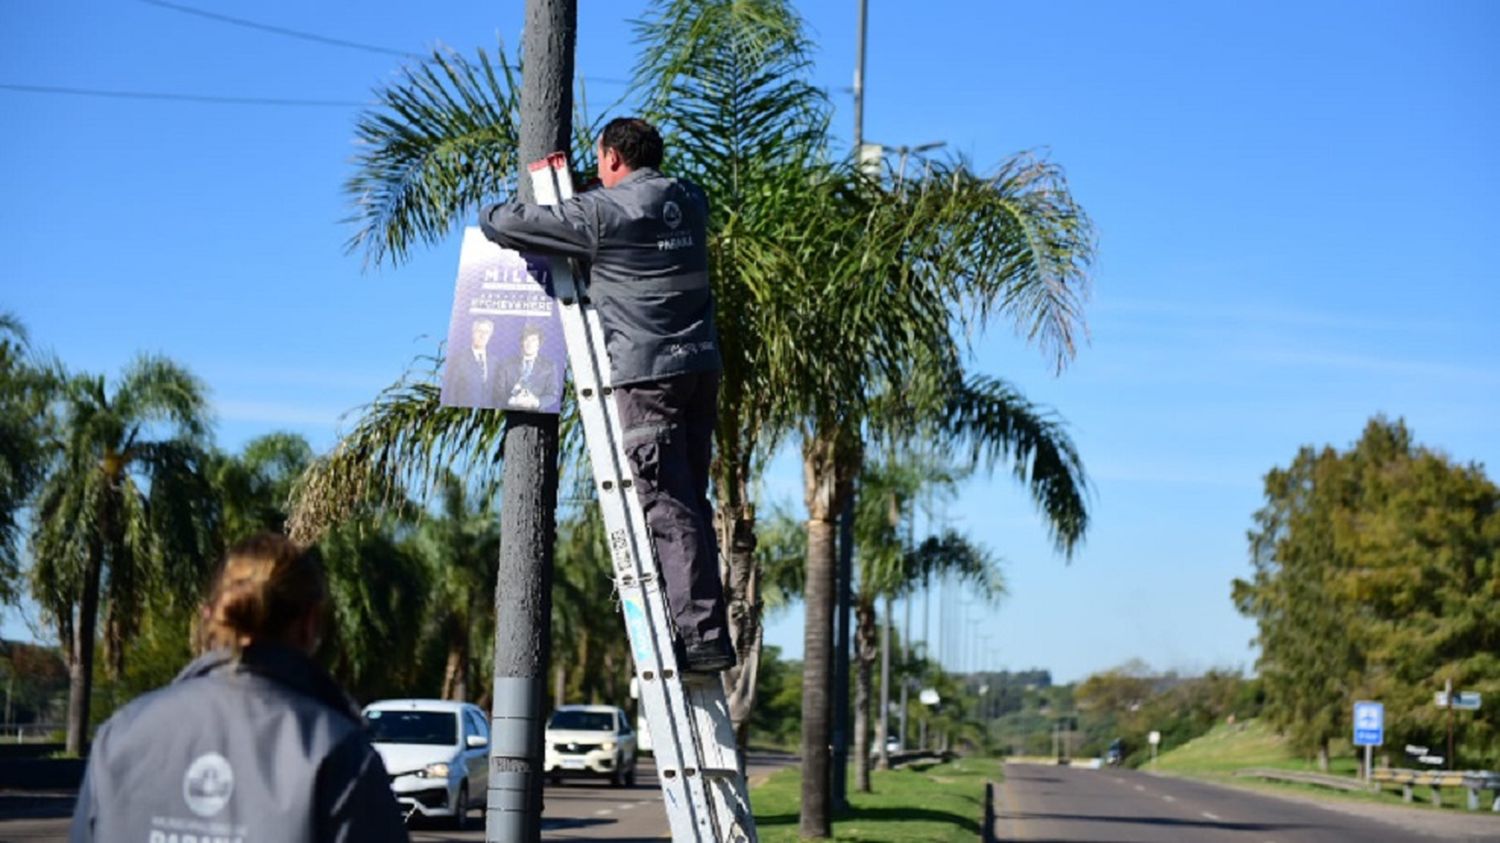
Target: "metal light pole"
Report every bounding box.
[876,592,893,770]
[833,0,870,811]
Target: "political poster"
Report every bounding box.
[440,227,567,414]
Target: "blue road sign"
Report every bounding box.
[1353,700,1384,747]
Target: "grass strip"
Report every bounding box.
[751,756,1003,842]
[1150,719,1484,812]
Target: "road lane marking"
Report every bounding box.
[1134,784,1146,791]
[616,803,634,810]
[1161,795,1176,803]
[595,807,615,815]
[1202,811,1222,821]
[1112,776,1125,784]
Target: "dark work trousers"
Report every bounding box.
[613,370,729,647]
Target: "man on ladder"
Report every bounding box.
[480,117,735,674]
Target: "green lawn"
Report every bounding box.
[1149,719,1476,811]
[751,757,1002,842]
[1149,719,1360,776]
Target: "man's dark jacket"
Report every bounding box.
[71,644,407,843]
[479,167,719,385]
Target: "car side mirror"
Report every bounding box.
[466,735,489,749]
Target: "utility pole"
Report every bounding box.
[876,593,893,770]
[487,2,575,840]
[853,0,867,151]
[898,593,909,750]
[1445,677,1455,771]
[833,0,870,810]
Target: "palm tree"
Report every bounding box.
[632,0,834,738]
[849,456,1003,791]
[0,314,54,606]
[634,6,1095,832]
[28,355,218,754]
[211,432,315,544]
[317,515,432,701]
[748,146,1092,834]
[549,499,635,706]
[411,473,500,701]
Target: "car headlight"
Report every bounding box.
[420,762,451,779]
[602,741,616,752]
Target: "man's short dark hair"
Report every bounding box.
[600,117,663,170]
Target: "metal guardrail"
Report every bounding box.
[1371,767,1500,811]
[0,723,63,743]
[1231,767,1372,793]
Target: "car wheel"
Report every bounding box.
[451,781,470,831]
[625,759,637,787]
[610,762,625,788]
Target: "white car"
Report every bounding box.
[544,705,638,787]
[365,699,489,829]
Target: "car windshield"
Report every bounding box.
[366,710,458,746]
[547,711,615,732]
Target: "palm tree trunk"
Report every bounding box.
[487,6,574,841]
[853,598,877,793]
[719,467,761,747]
[799,431,855,838]
[66,537,104,756]
[442,618,468,700]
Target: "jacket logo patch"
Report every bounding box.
[662,200,682,230]
[182,752,235,817]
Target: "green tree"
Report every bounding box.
[318,517,431,702]
[28,356,218,754]
[548,500,636,707]
[1234,417,1500,769]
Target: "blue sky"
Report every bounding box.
[2,1,1495,683]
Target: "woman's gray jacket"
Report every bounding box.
[70,644,407,842]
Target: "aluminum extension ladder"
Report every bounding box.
[528,153,757,843]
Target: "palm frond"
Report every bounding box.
[286,357,506,543]
[904,530,1004,600]
[345,44,523,268]
[938,374,1089,556]
[112,354,212,444]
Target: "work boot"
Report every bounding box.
[681,636,736,673]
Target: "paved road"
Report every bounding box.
[0,753,794,842]
[997,762,1500,842]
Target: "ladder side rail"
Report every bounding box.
[552,268,722,841]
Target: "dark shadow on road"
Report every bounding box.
[760,805,981,834]
[0,793,75,821]
[539,816,615,831]
[1003,810,1315,833]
